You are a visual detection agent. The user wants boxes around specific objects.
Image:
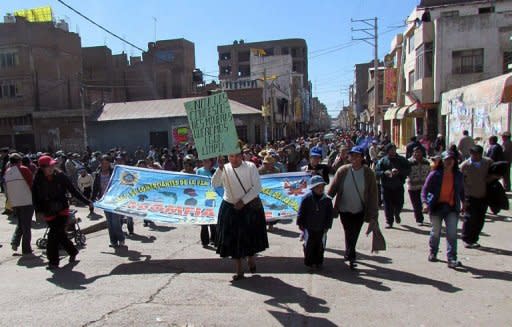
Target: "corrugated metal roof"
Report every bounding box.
[95,97,261,122]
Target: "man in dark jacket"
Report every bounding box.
[376,143,411,228]
[486,135,504,162]
[301,147,330,184]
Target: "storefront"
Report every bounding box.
[441,73,512,147]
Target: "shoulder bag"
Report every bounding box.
[232,166,263,210]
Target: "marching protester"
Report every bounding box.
[458,130,475,160]
[301,147,330,184]
[502,131,512,192]
[297,175,334,271]
[5,153,34,255]
[407,146,431,226]
[258,155,280,175]
[212,145,269,281]
[328,146,379,270]
[486,135,504,162]
[405,136,425,159]
[375,143,410,228]
[78,168,94,200]
[196,158,217,248]
[181,155,196,174]
[32,155,93,270]
[92,155,126,248]
[460,145,493,249]
[331,144,350,173]
[421,151,465,268]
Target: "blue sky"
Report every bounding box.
[2,0,419,117]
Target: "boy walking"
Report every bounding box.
[297,175,334,270]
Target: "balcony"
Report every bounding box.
[415,21,433,46]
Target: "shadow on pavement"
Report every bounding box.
[398,224,490,238]
[268,227,301,238]
[102,256,461,293]
[46,261,108,290]
[127,234,157,244]
[101,246,152,262]
[17,254,46,268]
[485,214,512,223]
[475,246,512,256]
[268,309,337,327]
[324,248,393,265]
[146,222,175,233]
[232,275,330,314]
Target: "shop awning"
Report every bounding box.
[395,106,409,120]
[384,107,399,120]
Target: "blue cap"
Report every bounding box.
[349,146,364,155]
[310,147,322,157]
[309,175,326,189]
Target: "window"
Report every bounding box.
[291,48,302,58]
[504,51,512,73]
[408,34,415,54]
[219,52,231,60]
[408,70,415,91]
[416,42,433,79]
[441,10,459,18]
[281,47,289,55]
[0,51,19,68]
[238,64,250,77]
[452,49,483,74]
[479,6,494,14]
[238,51,250,62]
[0,81,22,99]
[264,48,274,56]
[220,65,232,76]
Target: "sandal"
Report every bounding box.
[232,273,244,281]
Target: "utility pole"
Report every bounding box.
[351,17,379,133]
[80,84,88,150]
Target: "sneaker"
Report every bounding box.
[349,261,358,270]
[464,242,480,249]
[395,216,401,224]
[109,243,119,248]
[119,240,125,246]
[69,254,77,263]
[428,254,437,262]
[11,244,18,252]
[384,223,393,229]
[447,260,461,269]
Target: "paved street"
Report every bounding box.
[0,191,511,327]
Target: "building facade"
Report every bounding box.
[0,15,84,151]
[389,0,512,148]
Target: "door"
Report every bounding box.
[149,131,169,149]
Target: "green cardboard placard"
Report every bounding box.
[184,92,239,160]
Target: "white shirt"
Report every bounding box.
[78,174,94,192]
[211,161,261,205]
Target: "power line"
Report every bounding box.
[57,0,146,53]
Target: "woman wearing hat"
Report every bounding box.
[328,146,379,269]
[32,156,93,270]
[421,151,465,269]
[258,155,279,175]
[212,148,268,281]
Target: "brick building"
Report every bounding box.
[83,38,196,106]
[0,15,84,151]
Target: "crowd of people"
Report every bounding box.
[1,128,510,278]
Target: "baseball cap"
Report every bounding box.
[309,175,326,189]
[38,155,57,167]
[469,145,484,154]
[309,147,322,157]
[441,151,457,160]
[349,146,364,155]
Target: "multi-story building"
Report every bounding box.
[352,62,371,129]
[0,15,84,151]
[392,0,512,146]
[217,39,309,140]
[83,38,196,105]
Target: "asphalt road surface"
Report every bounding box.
[0,191,511,326]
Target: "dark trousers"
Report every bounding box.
[340,211,365,262]
[200,224,217,246]
[462,197,488,244]
[408,189,424,223]
[82,186,92,200]
[11,205,34,253]
[382,185,404,224]
[303,229,325,266]
[503,162,511,192]
[47,214,78,266]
